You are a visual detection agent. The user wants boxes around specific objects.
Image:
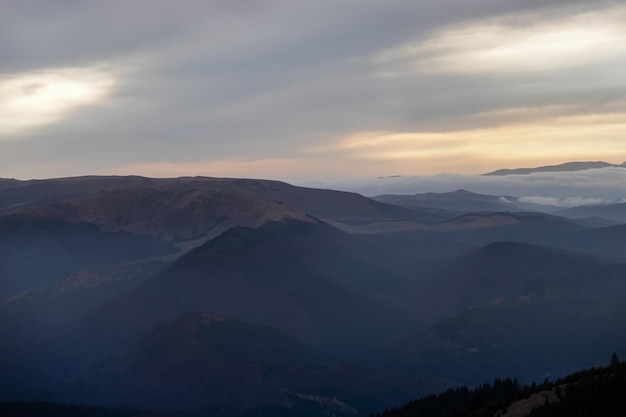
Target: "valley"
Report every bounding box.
[1,175,625,416]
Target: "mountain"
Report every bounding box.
[0,176,454,243]
[0,213,172,297]
[61,219,419,358]
[565,216,622,228]
[419,216,626,263]
[1,217,466,412]
[76,312,317,409]
[391,241,626,382]
[67,311,444,414]
[2,174,626,415]
[17,186,311,246]
[0,175,456,302]
[561,223,626,262]
[0,176,449,224]
[373,189,553,213]
[0,176,160,213]
[483,161,625,176]
[411,241,624,319]
[176,177,448,225]
[388,211,584,249]
[558,201,626,224]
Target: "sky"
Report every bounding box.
[1,0,626,182]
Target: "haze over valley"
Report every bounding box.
[1,168,626,415]
[2,0,626,415]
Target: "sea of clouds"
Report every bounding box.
[297,167,626,207]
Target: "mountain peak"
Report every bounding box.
[449,189,479,196]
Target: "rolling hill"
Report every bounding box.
[389,241,626,382]
[2,175,626,415]
[558,201,626,224]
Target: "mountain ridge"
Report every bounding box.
[483,160,626,176]
[2,174,626,415]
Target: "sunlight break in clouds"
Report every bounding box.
[322,112,626,175]
[0,67,114,137]
[377,3,626,74]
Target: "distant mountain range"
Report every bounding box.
[558,202,626,223]
[373,189,556,213]
[1,175,625,416]
[483,160,626,176]
[374,188,626,228]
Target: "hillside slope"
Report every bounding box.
[372,358,626,417]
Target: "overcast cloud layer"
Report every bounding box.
[1,1,626,180]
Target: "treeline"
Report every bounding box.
[373,355,626,417]
[371,377,524,417]
[2,357,624,417]
[527,359,626,417]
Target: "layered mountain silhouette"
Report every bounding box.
[374,189,543,213]
[1,175,625,415]
[0,212,172,297]
[483,160,626,176]
[558,201,626,224]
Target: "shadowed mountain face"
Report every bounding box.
[76,312,318,409]
[0,213,172,298]
[388,211,584,249]
[56,219,420,367]
[74,311,446,413]
[412,241,626,319]
[1,217,457,413]
[390,241,626,382]
[1,175,626,415]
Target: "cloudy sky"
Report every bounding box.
[2,0,626,181]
